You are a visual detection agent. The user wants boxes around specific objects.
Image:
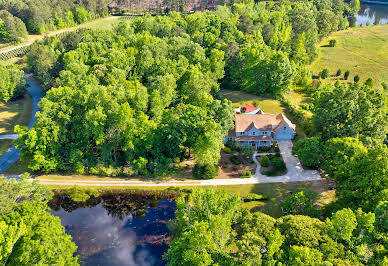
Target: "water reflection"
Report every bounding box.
[49,192,178,266]
[355,4,388,26]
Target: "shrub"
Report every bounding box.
[260,156,270,167]
[264,170,272,176]
[267,154,275,160]
[274,146,280,152]
[329,39,337,47]
[68,186,100,202]
[230,155,241,165]
[242,193,269,202]
[240,146,255,158]
[275,152,281,157]
[272,157,286,171]
[320,69,330,79]
[336,69,342,76]
[364,78,374,87]
[225,141,239,151]
[193,162,218,179]
[344,70,350,80]
[223,146,232,154]
[238,170,252,178]
[354,75,360,83]
[259,146,271,152]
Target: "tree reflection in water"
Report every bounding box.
[49,191,178,266]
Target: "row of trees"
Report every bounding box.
[16,28,234,176]
[164,189,387,265]
[0,176,79,265]
[0,0,110,42]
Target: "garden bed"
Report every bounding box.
[257,153,287,176]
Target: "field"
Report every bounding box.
[310,24,388,85]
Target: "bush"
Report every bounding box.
[225,141,239,151]
[364,78,374,87]
[68,186,100,202]
[238,170,252,178]
[223,146,232,154]
[240,146,255,158]
[230,155,241,165]
[275,152,281,157]
[272,157,286,171]
[354,75,360,83]
[259,146,271,152]
[336,69,342,76]
[329,39,337,47]
[260,156,270,167]
[242,193,269,202]
[274,146,280,152]
[193,162,218,179]
[264,170,272,176]
[344,70,350,80]
[320,68,330,79]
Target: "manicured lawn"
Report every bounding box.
[310,24,388,85]
[0,94,32,135]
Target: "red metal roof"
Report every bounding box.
[244,103,259,113]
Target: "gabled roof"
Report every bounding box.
[234,113,295,132]
[244,104,260,113]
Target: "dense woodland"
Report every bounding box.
[0,0,110,42]
[165,189,387,265]
[14,0,365,177]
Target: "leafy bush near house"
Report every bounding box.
[260,156,270,167]
[223,146,232,154]
[272,158,286,171]
[225,141,239,151]
[193,162,218,179]
[258,146,271,152]
[230,155,241,165]
[238,170,252,178]
[274,146,280,152]
[240,146,255,158]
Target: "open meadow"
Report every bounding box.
[311,24,388,85]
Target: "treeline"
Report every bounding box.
[0,0,110,42]
[164,189,387,265]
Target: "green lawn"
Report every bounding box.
[220,89,286,114]
[0,94,32,135]
[4,159,29,174]
[311,24,388,85]
[0,139,13,156]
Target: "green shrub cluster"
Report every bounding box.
[193,162,218,180]
[230,155,241,165]
[238,170,252,178]
[242,193,269,202]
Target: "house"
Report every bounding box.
[226,113,296,148]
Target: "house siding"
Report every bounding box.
[274,124,295,140]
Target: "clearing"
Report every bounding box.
[310,24,388,84]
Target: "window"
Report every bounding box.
[253,132,255,135]
[241,132,245,135]
[284,126,287,130]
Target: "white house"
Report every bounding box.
[226,113,296,148]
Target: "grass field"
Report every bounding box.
[311,24,388,85]
[0,94,33,135]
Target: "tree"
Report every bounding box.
[354,75,360,83]
[329,39,337,47]
[320,68,330,79]
[0,176,78,265]
[0,66,26,102]
[0,10,27,42]
[289,246,323,265]
[260,156,270,167]
[192,162,218,179]
[322,137,367,179]
[313,83,386,145]
[350,0,361,15]
[374,201,388,233]
[326,208,357,243]
[365,78,374,87]
[281,190,318,216]
[336,69,342,76]
[335,145,388,211]
[344,70,350,80]
[292,137,322,167]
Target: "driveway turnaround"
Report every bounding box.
[0,79,44,174]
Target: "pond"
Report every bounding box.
[49,191,178,266]
[355,3,388,26]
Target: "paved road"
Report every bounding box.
[0,134,18,140]
[0,79,44,174]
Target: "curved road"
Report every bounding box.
[0,79,44,174]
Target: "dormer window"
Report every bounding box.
[253,132,255,135]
